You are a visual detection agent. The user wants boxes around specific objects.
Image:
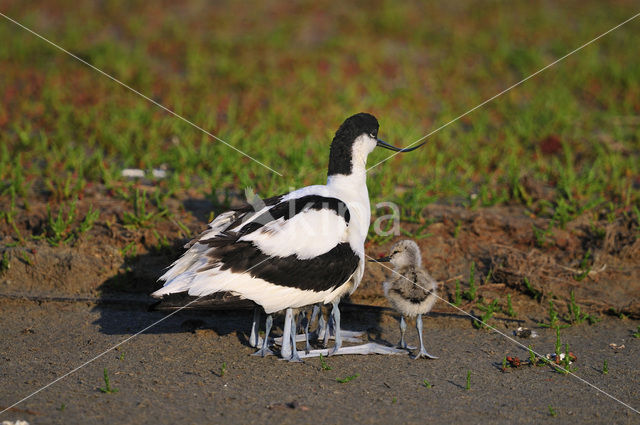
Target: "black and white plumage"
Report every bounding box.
[371,240,438,359]
[152,113,424,359]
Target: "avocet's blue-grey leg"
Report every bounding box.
[252,314,273,357]
[322,310,331,347]
[329,300,342,355]
[300,301,408,357]
[249,307,260,348]
[397,316,416,350]
[296,310,304,333]
[398,315,408,349]
[317,312,326,342]
[413,314,438,359]
[310,304,321,326]
[288,310,302,362]
[280,308,293,359]
[305,304,320,353]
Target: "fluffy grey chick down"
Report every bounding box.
[374,239,438,359]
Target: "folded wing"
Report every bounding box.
[151,195,360,312]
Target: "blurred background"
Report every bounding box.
[1,0,638,214]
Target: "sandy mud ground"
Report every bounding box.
[1,297,639,424]
[1,202,639,423]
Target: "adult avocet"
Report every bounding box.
[152,113,424,360]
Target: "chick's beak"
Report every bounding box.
[376,139,425,152]
[369,256,392,263]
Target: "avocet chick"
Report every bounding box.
[371,240,438,359]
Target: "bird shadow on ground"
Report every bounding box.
[91,300,256,338]
[91,229,261,342]
[338,305,398,347]
[90,300,388,351]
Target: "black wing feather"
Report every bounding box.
[198,195,358,292]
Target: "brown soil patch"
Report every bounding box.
[1,191,638,320]
[357,204,639,320]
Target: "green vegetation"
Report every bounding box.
[533,219,555,248]
[99,368,118,394]
[121,189,168,229]
[559,342,574,373]
[504,294,517,318]
[566,291,599,325]
[602,359,608,375]
[219,362,227,377]
[20,250,33,266]
[522,277,542,301]
[465,370,471,390]
[452,279,462,307]
[422,379,432,388]
[152,229,171,253]
[607,308,628,320]
[0,251,9,272]
[482,268,493,285]
[551,327,576,374]
[539,299,567,329]
[120,241,138,259]
[573,250,592,281]
[554,327,562,357]
[528,345,538,366]
[633,326,640,338]
[1,189,25,244]
[473,298,500,329]
[36,200,99,246]
[453,221,462,238]
[319,353,332,371]
[548,405,557,417]
[400,219,433,240]
[536,291,600,329]
[505,339,578,373]
[336,373,359,384]
[464,262,478,301]
[0,1,638,246]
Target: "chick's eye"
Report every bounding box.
[370,132,377,138]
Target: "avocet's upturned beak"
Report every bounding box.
[376,139,425,152]
[369,256,391,263]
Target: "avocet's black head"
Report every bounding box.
[328,112,425,177]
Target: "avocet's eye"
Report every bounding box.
[370,132,377,138]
